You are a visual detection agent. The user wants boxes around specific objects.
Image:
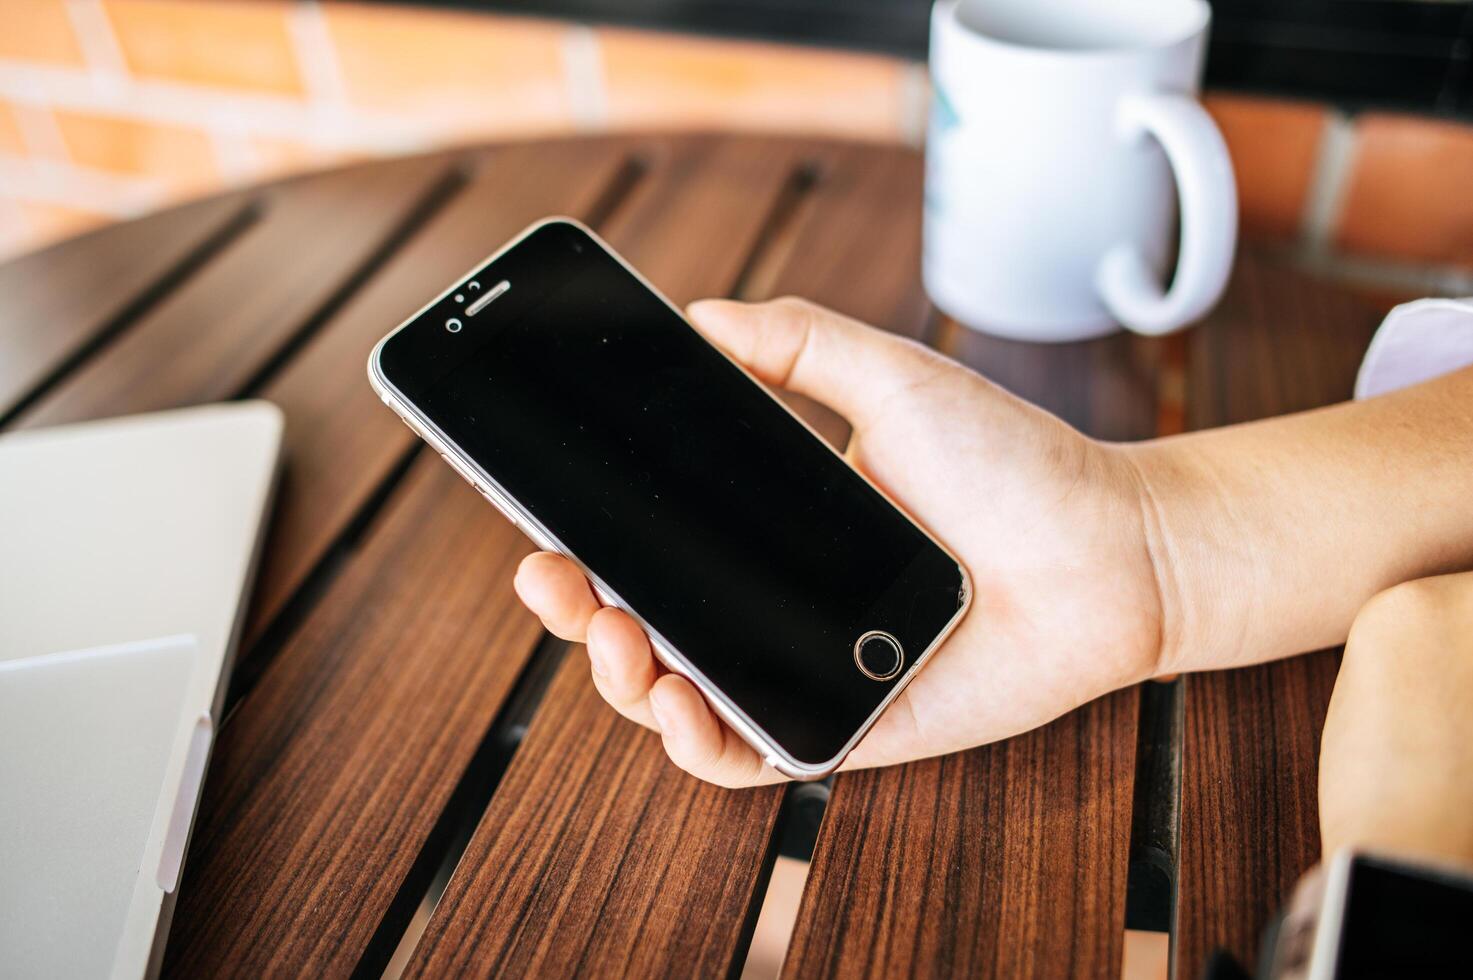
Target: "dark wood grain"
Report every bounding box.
[0,191,251,420]
[750,145,933,448]
[406,650,787,977]
[241,140,632,644]
[789,692,1138,978]
[592,134,809,307]
[783,319,1154,979]
[12,155,454,430]
[1173,251,1384,976]
[162,455,545,976]
[937,317,1162,440]
[753,146,930,341]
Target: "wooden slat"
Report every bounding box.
[784,319,1153,978]
[241,140,632,644]
[592,135,807,307]
[160,140,636,973]
[752,144,932,447]
[163,457,543,976]
[939,320,1162,440]
[1174,253,1383,976]
[750,144,930,341]
[12,155,454,430]
[408,140,942,976]
[404,649,785,976]
[791,694,1138,978]
[0,192,250,420]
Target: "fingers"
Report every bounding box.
[686,296,944,434]
[585,606,660,730]
[587,611,784,787]
[514,554,662,729]
[513,552,599,641]
[515,551,784,788]
[648,674,785,788]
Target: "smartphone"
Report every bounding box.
[368,218,971,779]
[1261,850,1473,980]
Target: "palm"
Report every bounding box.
[835,354,1161,769]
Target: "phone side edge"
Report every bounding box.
[1305,850,1354,980]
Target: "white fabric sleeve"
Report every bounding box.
[1355,297,1473,400]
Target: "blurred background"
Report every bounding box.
[0,0,1471,300]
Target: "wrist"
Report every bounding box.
[1113,437,1243,679]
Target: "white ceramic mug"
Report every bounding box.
[923,0,1237,342]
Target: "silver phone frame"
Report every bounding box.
[367,216,973,780]
[1303,850,1353,980]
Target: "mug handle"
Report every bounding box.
[1095,93,1237,336]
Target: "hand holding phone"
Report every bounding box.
[371,219,1167,784]
[513,295,1170,784]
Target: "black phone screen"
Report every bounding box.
[378,221,966,766]
[1334,855,1473,978]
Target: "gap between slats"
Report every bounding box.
[219,155,476,713]
[0,201,261,430]
[362,634,572,980]
[232,163,473,400]
[1123,331,1189,980]
[221,151,649,717]
[362,150,827,980]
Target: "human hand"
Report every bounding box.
[1319,571,1473,867]
[514,297,1168,786]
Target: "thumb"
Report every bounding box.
[686,297,938,433]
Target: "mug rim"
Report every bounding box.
[935,0,1210,60]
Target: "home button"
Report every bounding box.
[854,630,904,681]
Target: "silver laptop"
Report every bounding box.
[0,402,282,978]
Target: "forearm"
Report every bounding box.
[1319,570,1473,866]
[1124,365,1473,675]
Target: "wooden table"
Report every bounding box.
[0,134,1385,978]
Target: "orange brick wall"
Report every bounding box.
[1,0,1472,282]
[0,0,925,259]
